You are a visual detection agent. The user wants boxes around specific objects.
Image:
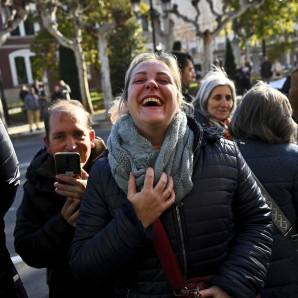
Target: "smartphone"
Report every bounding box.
[54,152,81,179]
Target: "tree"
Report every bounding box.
[164,0,265,72]
[36,0,94,113]
[235,0,298,58]
[30,28,59,82]
[172,40,182,51]
[224,38,237,79]
[108,16,146,96]
[0,0,31,45]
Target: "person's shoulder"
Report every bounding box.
[28,148,51,174]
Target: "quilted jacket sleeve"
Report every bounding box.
[68,158,153,284]
[212,142,273,297]
[0,118,20,218]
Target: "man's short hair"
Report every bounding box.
[170,51,194,72]
[44,99,92,140]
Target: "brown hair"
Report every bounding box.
[229,81,297,143]
[44,99,92,140]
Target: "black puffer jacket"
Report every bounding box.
[14,138,111,298]
[238,139,298,298]
[0,118,20,298]
[69,117,273,298]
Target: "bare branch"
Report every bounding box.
[171,4,200,35]
[0,0,31,45]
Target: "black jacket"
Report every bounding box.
[69,117,273,298]
[238,139,298,298]
[14,138,110,298]
[0,118,20,298]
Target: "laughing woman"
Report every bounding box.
[68,52,272,298]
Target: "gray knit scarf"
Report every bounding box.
[107,113,194,202]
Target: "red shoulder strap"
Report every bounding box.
[153,219,185,290]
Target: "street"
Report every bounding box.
[4,126,111,298]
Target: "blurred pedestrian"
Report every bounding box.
[229,81,298,298]
[19,85,28,103]
[14,99,108,298]
[51,85,64,102]
[58,80,71,100]
[289,62,298,122]
[24,87,41,132]
[170,51,196,103]
[39,90,51,120]
[19,84,29,120]
[271,59,283,80]
[0,117,22,298]
[260,56,272,83]
[68,52,272,298]
[235,64,251,95]
[192,66,237,139]
[31,79,43,97]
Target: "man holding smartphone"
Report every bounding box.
[14,99,110,297]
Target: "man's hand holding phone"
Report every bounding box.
[54,152,89,227]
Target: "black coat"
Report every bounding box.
[238,139,298,298]
[69,117,273,298]
[0,118,20,298]
[14,139,110,298]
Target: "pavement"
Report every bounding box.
[7,110,112,141]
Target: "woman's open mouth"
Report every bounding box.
[142,98,162,107]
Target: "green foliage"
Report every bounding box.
[268,40,295,61]
[236,0,298,46]
[224,39,237,80]
[30,29,59,81]
[108,16,146,96]
[172,41,183,51]
[59,46,81,101]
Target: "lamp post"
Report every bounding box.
[131,0,157,53]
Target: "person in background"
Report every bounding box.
[39,90,51,120]
[235,64,251,95]
[19,85,28,103]
[68,52,272,298]
[260,56,272,83]
[192,66,237,139]
[229,81,298,298]
[32,79,43,97]
[0,118,21,298]
[58,80,71,100]
[289,62,298,122]
[24,87,41,132]
[14,100,108,298]
[170,51,196,103]
[19,84,29,120]
[271,59,283,81]
[51,85,64,102]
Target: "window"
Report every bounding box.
[24,13,35,35]
[9,49,35,86]
[15,57,28,84]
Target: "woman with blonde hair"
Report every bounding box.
[69,52,272,297]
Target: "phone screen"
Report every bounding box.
[54,152,81,179]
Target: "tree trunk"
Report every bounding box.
[97,31,113,119]
[203,32,213,73]
[73,42,93,114]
